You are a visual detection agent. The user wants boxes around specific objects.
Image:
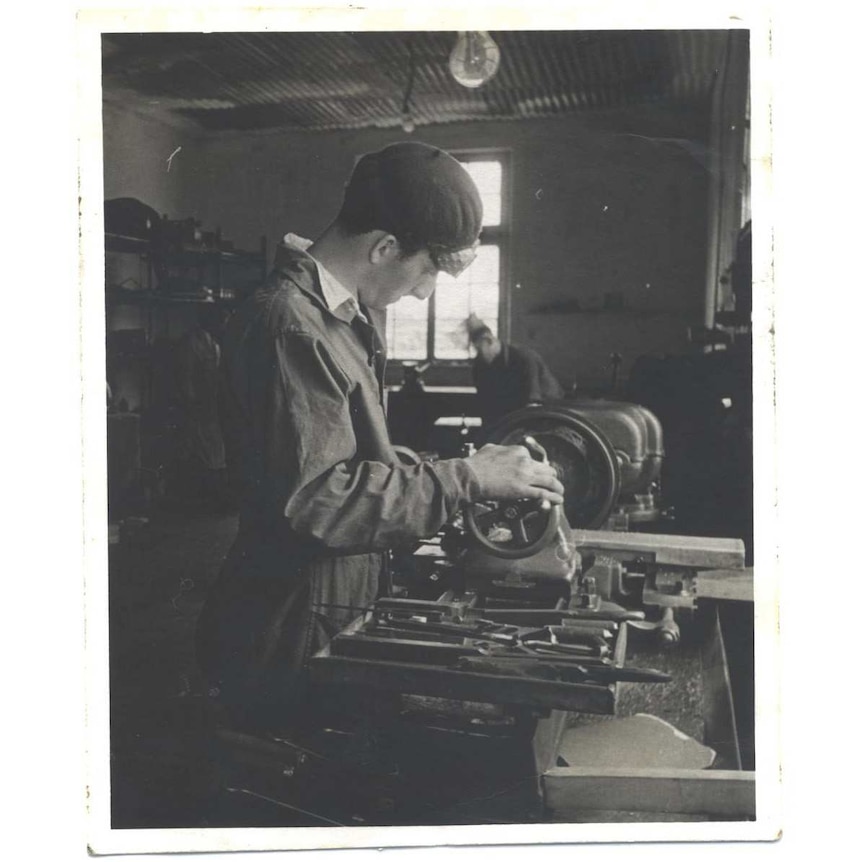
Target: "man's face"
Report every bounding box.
[362,247,440,310]
[475,335,499,364]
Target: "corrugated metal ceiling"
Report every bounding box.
[102,30,737,133]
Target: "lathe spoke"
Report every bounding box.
[472,504,506,529]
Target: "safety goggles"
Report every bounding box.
[429,239,480,278]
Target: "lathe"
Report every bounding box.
[214,403,755,826]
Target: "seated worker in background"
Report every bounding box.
[195,142,563,732]
[467,314,566,430]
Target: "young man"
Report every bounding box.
[195,142,563,730]
[468,319,567,430]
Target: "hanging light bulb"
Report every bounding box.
[449,31,500,88]
[400,110,416,134]
[399,40,417,134]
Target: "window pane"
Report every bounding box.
[434,244,500,359]
[386,297,428,359]
[462,161,502,227]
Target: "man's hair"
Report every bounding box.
[336,142,483,257]
[468,325,495,344]
[337,213,423,257]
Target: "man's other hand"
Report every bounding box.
[467,443,564,506]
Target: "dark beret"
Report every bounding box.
[342,142,483,253]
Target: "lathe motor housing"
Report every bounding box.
[483,400,665,530]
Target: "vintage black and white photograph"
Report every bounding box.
[79,4,778,854]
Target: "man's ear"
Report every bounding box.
[368,233,400,265]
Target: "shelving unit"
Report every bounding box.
[105,220,267,516]
[105,225,268,390]
[105,229,267,306]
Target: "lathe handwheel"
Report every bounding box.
[392,445,422,466]
[484,406,621,529]
[464,498,561,559]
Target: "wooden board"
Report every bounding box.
[542,767,755,818]
[556,714,716,771]
[572,530,746,569]
[701,604,743,769]
[697,568,755,602]
[532,709,569,776]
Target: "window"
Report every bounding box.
[386,152,509,361]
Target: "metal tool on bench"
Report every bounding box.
[320,546,678,692]
[321,594,666,695]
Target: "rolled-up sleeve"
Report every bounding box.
[265,329,480,554]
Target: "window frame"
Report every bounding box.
[386,148,512,368]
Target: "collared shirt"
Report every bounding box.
[282,232,368,323]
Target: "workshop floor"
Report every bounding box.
[108,511,238,828]
[106,511,727,830]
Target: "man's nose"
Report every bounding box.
[412,274,437,300]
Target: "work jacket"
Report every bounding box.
[195,244,480,723]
